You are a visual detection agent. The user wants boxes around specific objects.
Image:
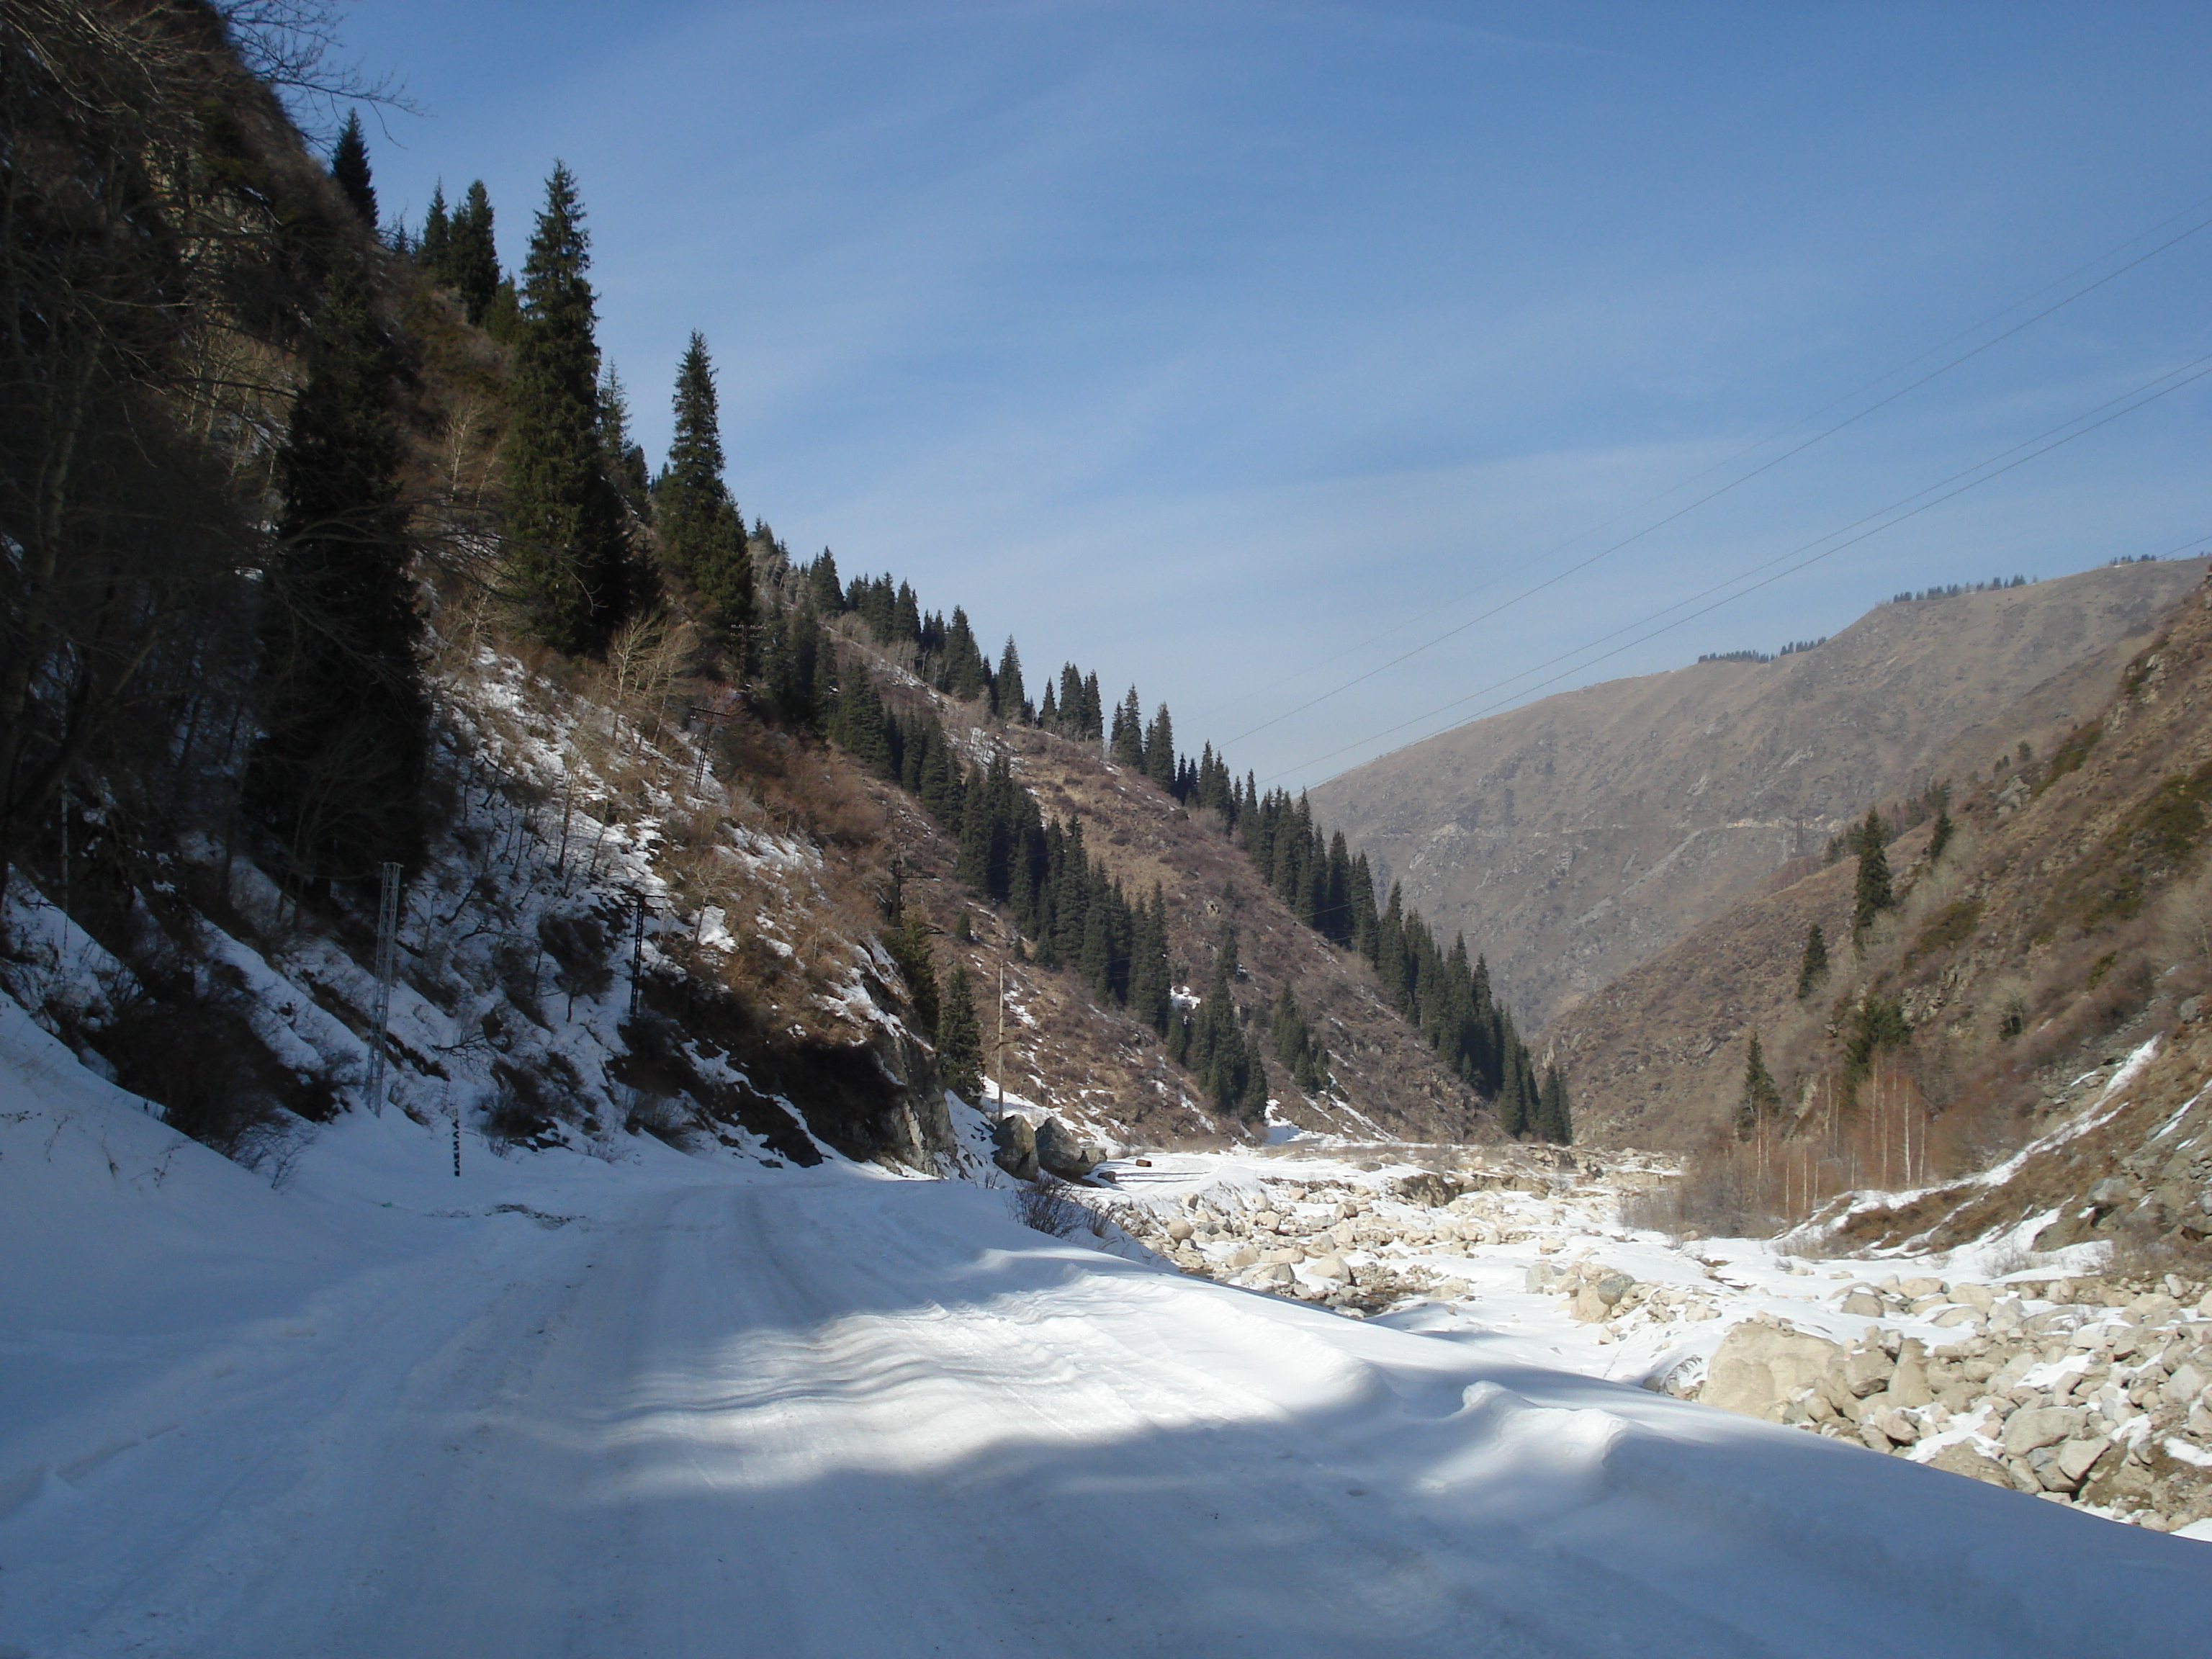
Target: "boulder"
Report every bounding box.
[1840,1291,1886,1318]
[2056,1435,2112,1485]
[1570,1286,1612,1323]
[2002,1406,2084,1457]
[1703,1323,1846,1420]
[1308,1254,1352,1283]
[1034,1117,1102,1181]
[1393,1172,1470,1207]
[1925,1442,2011,1486]
[1843,1346,1895,1398]
[1593,1271,1635,1307]
[990,1115,1038,1182]
[1889,1339,1934,1408]
[1165,1218,1195,1242]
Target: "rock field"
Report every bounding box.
[1094,1141,2212,1539]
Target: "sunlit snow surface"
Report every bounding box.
[3,1004,2206,1658]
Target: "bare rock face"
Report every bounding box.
[1702,1321,1845,1419]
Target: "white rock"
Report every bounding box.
[1703,1324,1846,1419]
[2002,1406,2083,1457]
[2055,1435,2110,1483]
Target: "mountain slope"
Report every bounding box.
[1310,561,2208,1030]
[829,613,1493,1146]
[1552,570,2212,1213]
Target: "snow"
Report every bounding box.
[6,1017,2210,1656]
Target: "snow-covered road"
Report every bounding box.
[4,1014,2208,1656]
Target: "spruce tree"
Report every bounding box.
[1110,687,1145,768]
[1536,1064,1573,1144]
[500,163,627,654]
[1735,1033,1781,1140]
[1795,922,1829,999]
[995,638,1027,723]
[1928,804,1954,862]
[653,332,751,631]
[418,182,451,280]
[331,111,376,227]
[598,365,652,518]
[1497,1043,1529,1137]
[450,181,501,325]
[1129,884,1172,1033]
[938,964,984,1102]
[1143,703,1176,791]
[244,261,428,882]
[1851,807,1894,943]
[884,909,939,1038]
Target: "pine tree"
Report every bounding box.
[1795,922,1829,999]
[1535,1064,1573,1144]
[331,111,376,227]
[500,164,627,654]
[1128,884,1172,1033]
[1110,687,1145,768]
[883,909,939,1038]
[449,181,501,326]
[1497,1043,1529,1137]
[1851,807,1894,943]
[244,261,428,882]
[653,332,751,631]
[1143,703,1176,791]
[994,637,1027,722]
[598,365,652,518]
[418,182,451,280]
[1735,1033,1781,1140]
[1929,804,1954,863]
[938,964,984,1102]
[1080,673,1104,741]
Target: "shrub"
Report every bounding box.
[1009,1178,1097,1238]
[1906,898,1982,966]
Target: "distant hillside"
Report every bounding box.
[1310,561,2208,1030]
[1552,567,2212,1241]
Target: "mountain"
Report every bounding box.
[1309,561,2209,1031]
[1552,567,2212,1233]
[0,1,1492,1181]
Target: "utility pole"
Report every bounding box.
[364,862,402,1115]
[994,958,1007,1118]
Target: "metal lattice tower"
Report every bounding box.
[364,862,401,1115]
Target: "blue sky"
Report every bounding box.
[343,1,2212,788]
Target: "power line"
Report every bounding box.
[1208,198,2212,746]
[1266,351,2212,783]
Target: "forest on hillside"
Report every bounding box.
[0,0,1567,1156]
